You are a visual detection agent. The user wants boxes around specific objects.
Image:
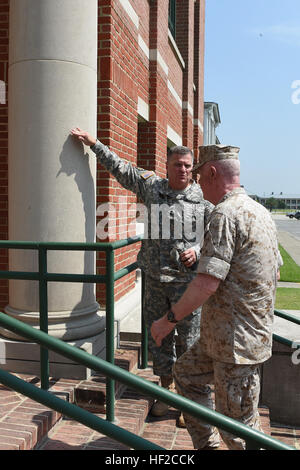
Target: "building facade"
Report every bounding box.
[0,0,206,376]
[258,195,300,211]
[96,0,206,305]
[203,101,221,145]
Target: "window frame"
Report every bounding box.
[168,0,176,39]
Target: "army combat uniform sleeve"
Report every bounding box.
[197,212,236,280]
[90,139,156,201]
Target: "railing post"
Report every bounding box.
[38,246,49,390]
[105,248,115,422]
[141,270,148,369]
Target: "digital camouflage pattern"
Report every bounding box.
[197,187,282,364]
[91,140,213,282]
[143,275,201,376]
[174,343,261,450]
[91,140,211,376]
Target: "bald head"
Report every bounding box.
[211,159,240,181]
[198,158,241,204]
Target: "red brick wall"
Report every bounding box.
[193,0,205,161]
[138,0,169,178]
[0,0,205,309]
[0,0,8,310]
[97,0,141,304]
[176,0,195,149]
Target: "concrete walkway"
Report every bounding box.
[278,282,300,288]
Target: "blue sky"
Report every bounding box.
[204,0,300,196]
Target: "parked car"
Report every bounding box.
[286,211,300,219]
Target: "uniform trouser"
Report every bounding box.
[173,341,262,450]
[143,275,201,377]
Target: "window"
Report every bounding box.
[168,0,176,39]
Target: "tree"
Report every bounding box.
[265,197,277,211]
[277,200,286,209]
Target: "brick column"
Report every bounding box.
[0,0,8,311]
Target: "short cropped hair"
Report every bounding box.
[167,146,194,164]
[212,159,240,179]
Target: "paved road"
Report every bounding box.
[271,214,300,337]
[271,214,300,267]
[272,214,300,241]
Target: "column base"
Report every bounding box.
[0,303,104,342]
[0,325,118,379]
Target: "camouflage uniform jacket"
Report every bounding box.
[91,140,213,282]
[197,187,282,364]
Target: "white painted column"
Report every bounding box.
[3,0,102,342]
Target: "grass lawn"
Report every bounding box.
[278,244,300,282]
[275,288,300,310]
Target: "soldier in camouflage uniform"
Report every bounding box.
[151,144,283,449]
[70,127,213,419]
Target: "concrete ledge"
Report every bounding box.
[0,330,109,380]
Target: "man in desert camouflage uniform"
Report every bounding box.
[70,127,213,419]
[151,144,282,449]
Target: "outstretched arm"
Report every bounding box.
[70,127,156,200]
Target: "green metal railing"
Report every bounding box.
[0,237,146,422]
[0,312,296,450]
[274,308,300,326]
[0,240,298,450]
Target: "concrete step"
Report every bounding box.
[74,341,141,412]
[37,367,159,450]
[119,331,142,343]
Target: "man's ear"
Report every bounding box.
[210,165,217,180]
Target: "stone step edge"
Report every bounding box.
[74,341,141,412]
